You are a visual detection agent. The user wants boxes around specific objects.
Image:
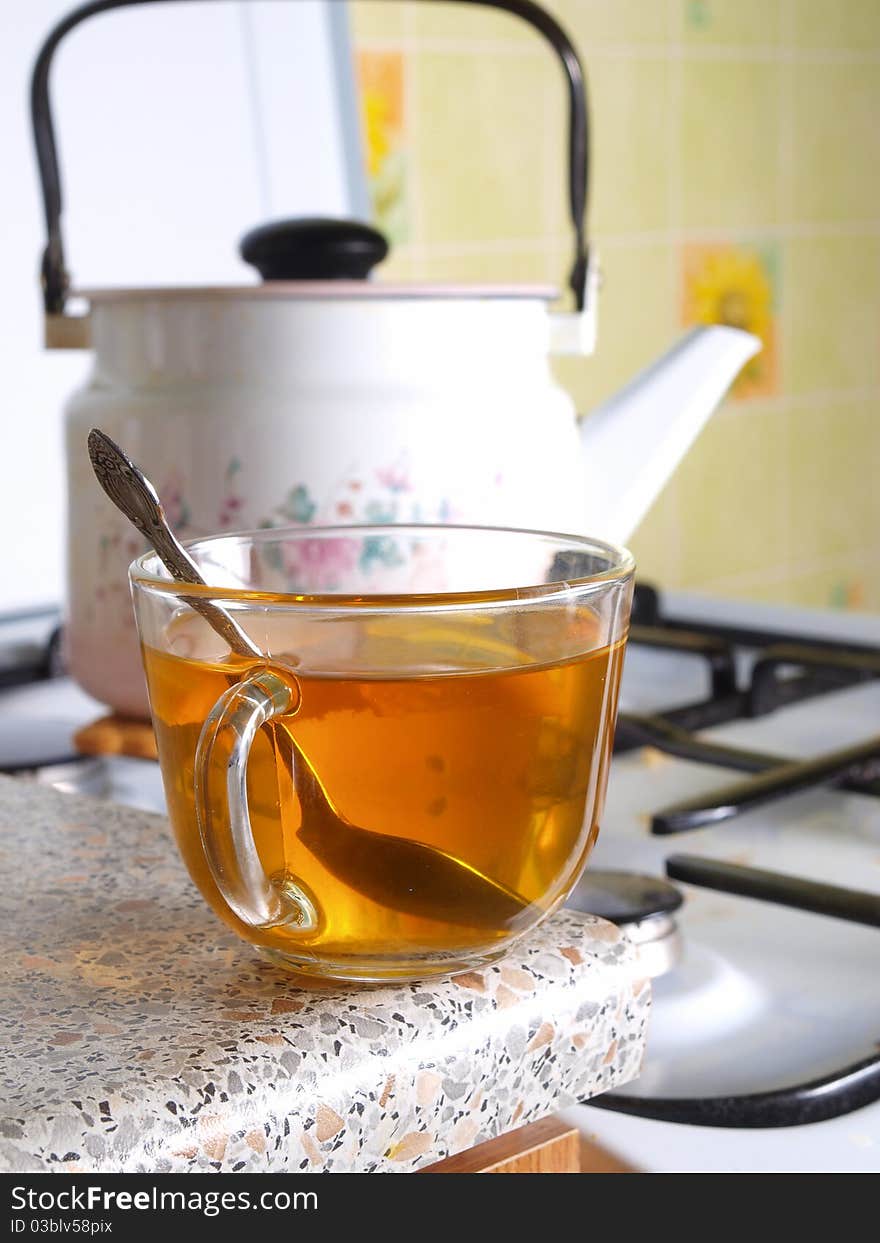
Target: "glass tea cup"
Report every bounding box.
[130,524,634,982]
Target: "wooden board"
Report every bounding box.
[422,1116,581,1174]
[422,1115,637,1173]
[73,714,158,760]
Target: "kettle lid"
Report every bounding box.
[239,218,389,282]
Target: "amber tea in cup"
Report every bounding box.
[131,526,633,981]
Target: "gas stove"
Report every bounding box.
[3,589,880,1172]
[570,588,880,1172]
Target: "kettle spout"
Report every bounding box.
[579,325,761,545]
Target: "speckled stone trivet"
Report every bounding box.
[0,775,650,1174]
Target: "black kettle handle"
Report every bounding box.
[31,0,590,314]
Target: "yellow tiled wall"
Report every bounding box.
[352,0,880,611]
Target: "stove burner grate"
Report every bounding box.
[585,585,880,1128]
[588,853,880,1129]
[619,585,880,833]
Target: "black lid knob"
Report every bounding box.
[239,217,389,282]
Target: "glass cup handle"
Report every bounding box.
[193,667,318,932]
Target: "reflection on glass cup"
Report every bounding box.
[131,525,634,982]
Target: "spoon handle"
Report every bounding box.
[87,428,261,660]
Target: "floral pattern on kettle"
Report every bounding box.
[90,458,461,621]
[157,467,192,533]
[217,457,246,529]
[258,461,457,531]
[257,463,459,591]
[89,528,146,630]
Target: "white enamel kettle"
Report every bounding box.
[32,0,759,716]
